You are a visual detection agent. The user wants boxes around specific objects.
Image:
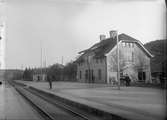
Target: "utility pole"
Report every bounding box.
[116,30,120,90]
[61,56,64,65]
[43,44,47,68]
[61,56,64,81]
[21,64,23,70]
[40,40,43,81]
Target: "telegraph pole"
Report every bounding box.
[61,56,64,65]
[61,56,64,81]
[116,30,120,90]
[40,40,43,81]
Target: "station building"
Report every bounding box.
[76,31,153,84]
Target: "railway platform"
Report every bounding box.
[16,80,166,120]
[0,82,42,120]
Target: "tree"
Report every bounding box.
[47,63,63,81]
[63,62,77,81]
[23,68,33,80]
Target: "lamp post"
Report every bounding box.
[116,30,120,90]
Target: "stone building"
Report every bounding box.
[76,31,153,84]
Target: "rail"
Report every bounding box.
[10,81,99,120]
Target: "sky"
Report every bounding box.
[0,0,166,69]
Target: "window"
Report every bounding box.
[130,43,133,47]
[122,42,126,47]
[130,43,134,48]
[85,70,88,80]
[80,71,82,79]
[98,69,102,80]
[125,42,128,47]
[132,52,134,62]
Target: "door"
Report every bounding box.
[138,71,146,82]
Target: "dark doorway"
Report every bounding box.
[138,71,146,81]
[87,69,94,83]
[37,76,40,81]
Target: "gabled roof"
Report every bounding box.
[76,33,152,62]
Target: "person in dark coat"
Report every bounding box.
[125,75,131,86]
[47,75,52,89]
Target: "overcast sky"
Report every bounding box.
[1,0,166,69]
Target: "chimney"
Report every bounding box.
[100,34,106,41]
[109,30,117,39]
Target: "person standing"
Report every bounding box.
[47,75,52,89]
[125,75,131,86]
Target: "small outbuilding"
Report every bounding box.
[32,68,47,82]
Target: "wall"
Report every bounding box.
[77,52,107,83]
[77,41,151,84]
[106,41,151,84]
[106,42,119,84]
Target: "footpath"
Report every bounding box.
[16,80,166,120]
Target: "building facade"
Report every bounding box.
[32,68,47,82]
[76,31,153,84]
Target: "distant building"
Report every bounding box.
[32,68,47,82]
[0,69,23,81]
[76,31,153,84]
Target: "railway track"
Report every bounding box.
[9,81,101,120]
[15,87,56,120]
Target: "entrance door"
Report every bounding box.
[138,71,146,82]
[88,69,94,83]
[37,76,40,81]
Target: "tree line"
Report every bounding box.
[22,61,77,81]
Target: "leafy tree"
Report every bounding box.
[63,62,77,81]
[46,62,77,82]
[47,63,63,81]
[144,39,167,75]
